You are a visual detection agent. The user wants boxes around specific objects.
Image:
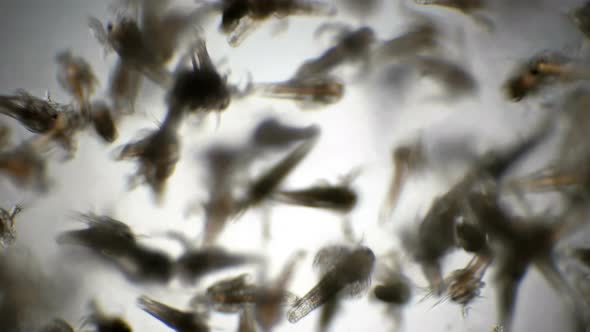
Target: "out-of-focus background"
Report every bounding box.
[0,0,587,331]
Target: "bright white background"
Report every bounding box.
[0,0,586,331]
